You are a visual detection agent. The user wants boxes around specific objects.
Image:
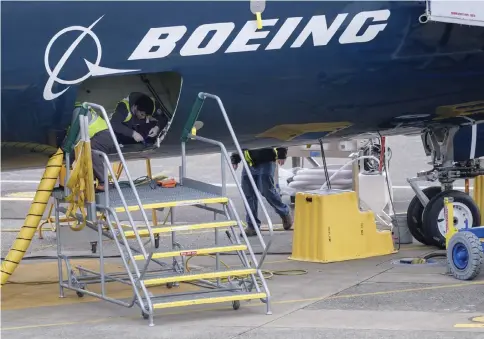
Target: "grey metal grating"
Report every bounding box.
[96,183,222,209]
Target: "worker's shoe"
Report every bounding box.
[241,227,258,237]
[281,213,293,230]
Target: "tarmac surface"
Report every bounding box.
[1,135,483,338]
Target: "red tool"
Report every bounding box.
[157,178,176,188]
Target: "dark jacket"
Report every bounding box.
[231,147,288,167]
[110,92,168,138]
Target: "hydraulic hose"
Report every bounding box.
[1,148,63,286]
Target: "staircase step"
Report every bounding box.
[151,291,267,310]
[95,183,228,213]
[124,220,238,238]
[114,196,228,212]
[134,244,247,260]
[144,268,256,286]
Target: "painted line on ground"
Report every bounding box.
[0,185,474,202]
[3,279,483,331]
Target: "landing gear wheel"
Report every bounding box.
[232,300,240,310]
[422,190,481,249]
[447,231,483,280]
[407,186,442,245]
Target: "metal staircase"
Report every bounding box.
[53,93,273,326]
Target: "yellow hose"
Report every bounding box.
[1,148,63,286]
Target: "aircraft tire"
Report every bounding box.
[406,186,442,246]
[422,190,481,249]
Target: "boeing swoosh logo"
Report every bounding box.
[43,15,140,101]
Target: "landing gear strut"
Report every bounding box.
[407,126,483,249]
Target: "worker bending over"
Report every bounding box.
[71,92,167,192]
[231,147,293,237]
[111,92,168,146]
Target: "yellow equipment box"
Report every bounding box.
[289,190,396,263]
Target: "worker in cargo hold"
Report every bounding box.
[70,93,167,192]
[110,92,168,146]
[231,147,293,236]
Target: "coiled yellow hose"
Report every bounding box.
[1,148,63,286]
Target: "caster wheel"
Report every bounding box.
[76,290,85,298]
[407,186,442,245]
[232,300,240,310]
[91,241,97,254]
[155,236,160,249]
[142,311,149,320]
[166,282,174,289]
[447,231,483,280]
[422,190,481,249]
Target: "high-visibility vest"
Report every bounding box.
[74,102,108,138]
[118,96,156,123]
[243,148,279,167]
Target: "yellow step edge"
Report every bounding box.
[114,197,229,213]
[124,220,237,238]
[152,292,267,310]
[134,244,248,261]
[144,268,257,286]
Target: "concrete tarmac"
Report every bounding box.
[1,135,483,338]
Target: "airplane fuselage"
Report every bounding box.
[2,1,484,170]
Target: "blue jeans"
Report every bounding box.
[241,161,290,230]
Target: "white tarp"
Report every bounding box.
[425,0,484,27]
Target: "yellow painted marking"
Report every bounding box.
[124,220,237,238]
[256,122,352,141]
[144,268,256,286]
[5,191,36,198]
[472,316,484,323]
[454,324,484,328]
[153,292,266,310]
[133,245,248,260]
[115,197,228,212]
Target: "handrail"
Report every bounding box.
[182,92,274,264]
[190,134,274,267]
[92,150,151,259]
[83,102,156,253]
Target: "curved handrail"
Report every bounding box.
[182,92,275,265]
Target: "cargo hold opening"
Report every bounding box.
[76,71,182,154]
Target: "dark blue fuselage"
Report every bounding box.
[2,1,484,169]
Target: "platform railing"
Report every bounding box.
[83,102,156,256]
[180,92,274,267]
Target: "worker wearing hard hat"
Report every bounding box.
[71,92,167,192]
[231,147,293,236]
[110,92,168,146]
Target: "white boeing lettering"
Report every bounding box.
[291,14,348,48]
[44,10,392,101]
[266,17,302,50]
[180,22,235,56]
[225,19,278,53]
[128,26,187,60]
[339,10,391,44]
